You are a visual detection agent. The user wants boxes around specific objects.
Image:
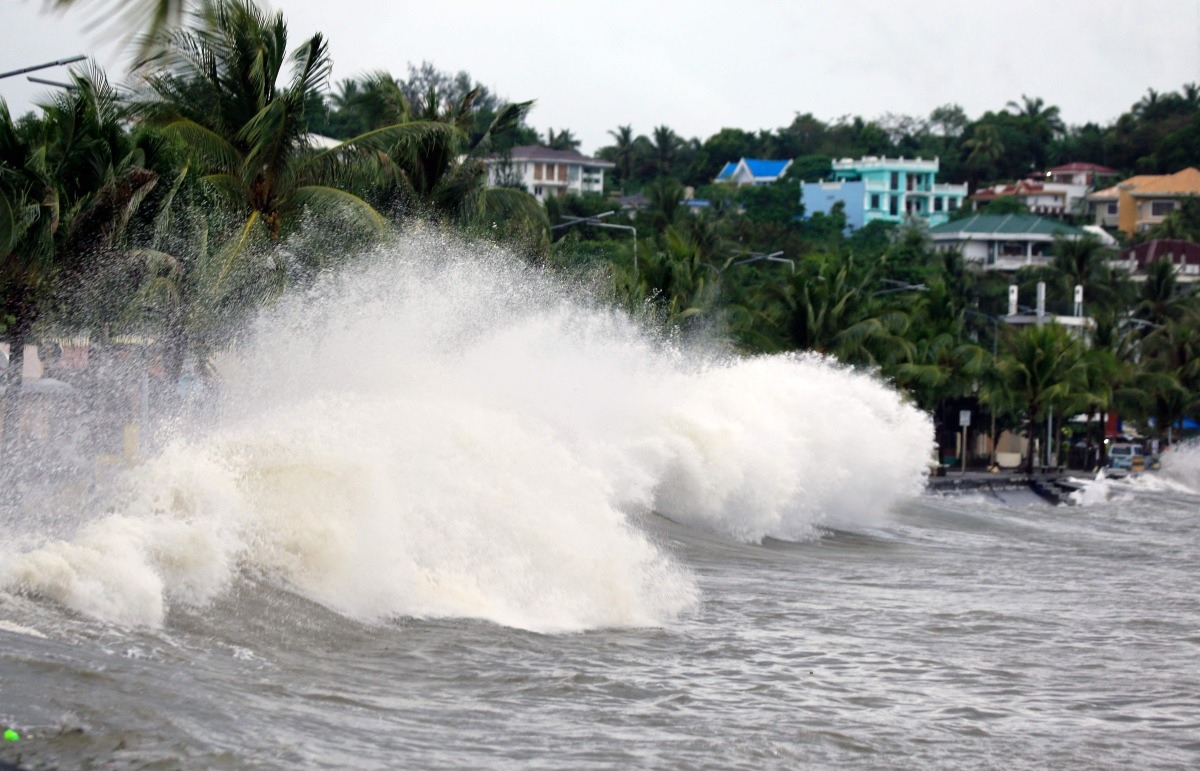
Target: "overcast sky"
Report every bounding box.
[2,0,1199,154]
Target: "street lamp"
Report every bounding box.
[0,55,87,81]
[551,210,638,271]
[731,250,795,273]
[872,279,927,297]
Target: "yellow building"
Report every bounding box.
[1088,167,1200,235]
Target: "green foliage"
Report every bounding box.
[736,180,801,226]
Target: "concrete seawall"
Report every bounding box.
[926,470,1086,505]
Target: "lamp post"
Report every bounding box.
[551,210,638,271]
[964,308,1001,469]
[731,250,795,273]
[872,278,927,297]
[0,55,87,82]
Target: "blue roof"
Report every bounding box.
[744,159,790,178]
[715,162,737,180]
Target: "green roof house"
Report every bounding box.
[929,214,1087,270]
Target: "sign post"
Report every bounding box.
[959,410,971,473]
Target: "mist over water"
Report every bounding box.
[1,232,932,632]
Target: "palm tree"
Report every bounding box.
[53,0,189,56]
[1,69,158,478]
[606,125,636,186]
[135,0,448,249]
[888,279,988,459]
[995,323,1088,473]
[1007,95,1065,137]
[1,105,58,467]
[758,251,909,367]
[1043,234,1130,316]
[963,124,1005,179]
[651,125,679,178]
[1135,257,1199,330]
[625,226,719,327]
[544,128,580,152]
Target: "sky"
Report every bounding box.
[2,0,1199,155]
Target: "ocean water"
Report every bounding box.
[1,236,1197,770]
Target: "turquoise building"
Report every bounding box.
[801,156,968,229]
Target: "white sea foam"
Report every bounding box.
[0,232,932,629]
[1157,440,1200,494]
[1067,471,1114,506]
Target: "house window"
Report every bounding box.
[934,197,944,212]
[1107,202,1118,214]
[534,164,543,181]
[558,164,568,182]
[870,194,881,210]
[890,171,900,190]
[533,185,543,197]
[1151,200,1176,217]
[948,198,959,211]
[889,196,899,216]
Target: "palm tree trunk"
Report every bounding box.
[1099,411,1109,467]
[1024,406,1038,475]
[1084,406,1097,470]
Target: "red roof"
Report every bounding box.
[1122,239,1200,268]
[1047,162,1118,174]
[970,181,1055,200]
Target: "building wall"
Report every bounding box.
[827,157,964,227]
[800,180,866,229]
[492,160,606,202]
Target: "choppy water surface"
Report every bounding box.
[1,237,1197,769]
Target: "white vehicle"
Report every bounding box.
[1108,442,1146,472]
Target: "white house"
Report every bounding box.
[970,180,1090,218]
[929,214,1089,271]
[485,146,614,202]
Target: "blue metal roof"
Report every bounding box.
[744,159,790,178]
[715,162,737,180]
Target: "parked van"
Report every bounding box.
[1108,442,1146,472]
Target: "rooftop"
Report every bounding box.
[1091,168,1200,199]
[1047,162,1119,174]
[743,159,791,178]
[501,146,614,167]
[930,214,1087,237]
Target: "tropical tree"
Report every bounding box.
[994,323,1088,473]
[1,69,158,475]
[962,123,1005,180]
[1042,234,1130,317]
[1134,257,1198,329]
[887,278,988,458]
[605,124,636,186]
[135,0,445,251]
[544,128,580,152]
[53,0,189,56]
[651,125,680,178]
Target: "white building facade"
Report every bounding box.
[485,146,614,202]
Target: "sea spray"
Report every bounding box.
[1158,440,1200,493]
[1,232,932,629]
